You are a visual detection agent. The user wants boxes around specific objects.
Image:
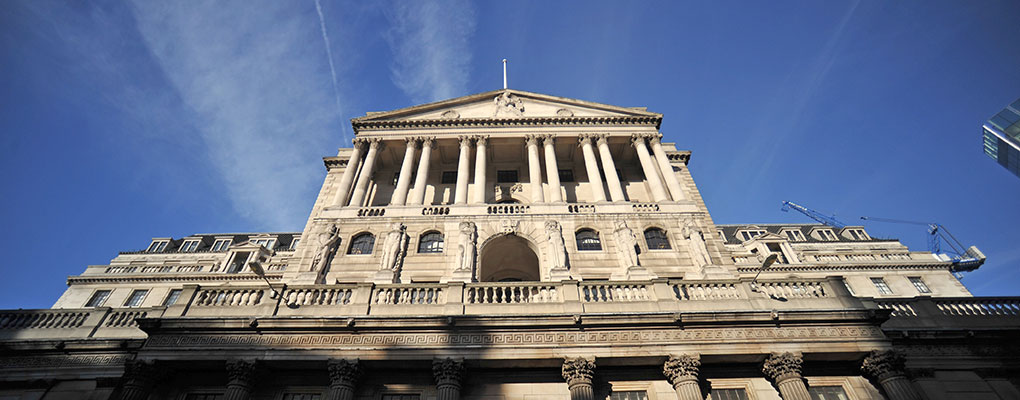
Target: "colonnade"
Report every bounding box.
[330,133,685,208]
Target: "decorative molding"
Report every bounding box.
[0,354,128,369]
[68,274,284,284]
[352,116,662,132]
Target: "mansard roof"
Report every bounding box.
[123,232,301,254]
[715,224,892,245]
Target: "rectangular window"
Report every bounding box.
[124,289,148,307]
[558,169,575,182]
[847,228,869,240]
[251,238,275,249]
[146,240,169,252]
[871,277,894,295]
[211,239,232,252]
[179,240,200,252]
[290,238,301,250]
[710,388,749,400]
[808,386,849,400]
[609,391,648,400]
[843,280,856,296]
[766,243,788,263]
[441,171,457,184]
[909,277,931,294]
[817,229,837,241]
[739,230,766,241]
[85,290,111,307]
[785,230,806,241]
[163,289,183,306]
[497,170,519,183]
[227,252,250,273]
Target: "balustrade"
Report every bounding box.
[0,310,90,329]
[631,203,660,212]
[357,207,386,217]
[935,298,1020,316]
[581,283,650,302]
[876,300,918,317]
[756,281,827,298]
[422,206,451,216]
[373,285,444,305]
[567,204,596,214]
[194,288,265,307]
[105,310,148,328]
[284,287,353,306]
[105,266,137,274]
[466,283,559,304]
[487,204,529,214]
[673,282,741,300]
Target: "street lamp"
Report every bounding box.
[749,253,779,292]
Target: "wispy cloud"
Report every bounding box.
[314,0,347,143]
[384,0,477,103]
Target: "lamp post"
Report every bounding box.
[749,253,779,292]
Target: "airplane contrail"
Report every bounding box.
[314,0,347,142]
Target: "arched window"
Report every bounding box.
[644,228,671,250]
[347,233,375,255]
[575,229,602,251]
[418,231,444,253]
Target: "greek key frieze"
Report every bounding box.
[0,354,127,369]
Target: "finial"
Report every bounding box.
[502,59,508,89]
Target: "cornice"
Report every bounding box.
[735,263,950,273]
[352,115,662,132]
[67,274,283,285]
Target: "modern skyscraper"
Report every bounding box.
[982,98,1020,179]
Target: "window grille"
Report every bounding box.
[575,229,602,251]
[124,290,148,307]
[644,228,671,249]
[348,233,375,255]
[909,277,931,294]
[871,277,894,295]
[85,290,111,307]
[418,232,444,253]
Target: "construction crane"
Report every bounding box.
[780,201,848,228]
[859,216,986,273]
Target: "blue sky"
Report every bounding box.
[1,1,1018,309]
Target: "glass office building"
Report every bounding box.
[982,98,1020,179]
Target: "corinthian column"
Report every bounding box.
[861,351,922,400]
[526,135,545,203]
[663,354,703,400]
[433,358,465,400]
[326,359,362,400]
[543,135,563,202]
[561,357,596,400]
[648,134,685,201]
[455,136,472,204]
[331,139,364,207]
[472,136,489,204]
[116,359,163,400]
[579,134,606,202]
[632,134,669,202]
[224,359,257,400]
[390,137,419,205]
[762,352,810,400]
[407,137,434,205]
[595,135,626,202]
[348,139,382,207]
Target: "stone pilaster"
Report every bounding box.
[326,358,362,400]
[116,359,162,400]
[762,352,810,400]
[861,350,921,400]
[663,354,703,400]
[562,357,596,400]
[224,359,257,400]
[433,358,465,400]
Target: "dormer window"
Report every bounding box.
[146,240,169,253]
[251,238,276,250]
[211,239,232,252]
[290,237,301,250]
[179,240,201,252]
[784,230,806,242]
[739,230,766,241]
[846,228,869,240]
[816,229,837,241]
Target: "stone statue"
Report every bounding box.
[456,222,477,272]
[546,220,567,270]
[380,223,407,271]
[613,220,640,268]
[681,218,712,268]
[312,223,341,274]
[493,92,525,117]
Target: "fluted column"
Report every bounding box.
[861,351,922,400]
[116,359,162,400]
[472,136,488,204]
[763,352,810,400]
[390,137,419,205]
[331,139,365,207]
[578,135,606,202]
[648,134,685,201]
[526,135,545,203]
[408,137,434,205]
[455,136,472,204]
[225,359,257,400]
[595,135,626,202]
[326,359,362,400]
[632,134,669,202]
[348,139,382,207]
[433,358,465,400]
[543,135,563,202]
[561,357,596,400]
[663,354,703,400]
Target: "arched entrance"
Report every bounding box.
[479,234,540,282]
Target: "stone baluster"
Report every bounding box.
[472,136,489,204]
[861,350,922,400]
[391,137,419,205]
[648,134,685,200]
[348,139,382,207]
[526,135,545,203]
[224,359,257,400]
[326,358,362,400]
[631,134,669,202]
[433,358,465,400]
[561,357,596,400]
[543,135,563,202]
[115,359,163,400]
[578,134,606,202]
[762,352,810,400]
[455,136,472,204]
[595,135,626,202]
[331,139,365,207]
[407,137,434,205]
[663,354,703,400]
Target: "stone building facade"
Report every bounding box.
[2,90,1018,400]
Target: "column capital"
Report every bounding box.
[474,135,489,145]
[525,134,541,147]
[328,358,362,387]
[368,138,383,150]
[352,137,368,147]
[433,357,465,388]
[578,134,594,146]
[421,136,436,147]
[561,357,596,388]
[861,350,907,382]
[648,133,663,145]
[459,135,473,147]
[405,137,420,147]
[595,134,610,146]
[762,352,803,383]
[663,354,701,385]
[122,359,164,392]
[542,134,556,145]
[630,134,647,147]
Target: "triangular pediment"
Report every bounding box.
[353,89,661,122]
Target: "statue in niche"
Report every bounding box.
[681,218,712,268]
[546,221,567,270]
[380,223,407,271]
[493,92,525,117]
[312,223,341,274]
[613,220,640,268]
[456,222,477,272]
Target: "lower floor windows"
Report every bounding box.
[909,276,932,294]
[809,386,849,400]
[609,391,648,400]
[871,277,894,295]
[282,394,322,400]
[381,395,420,400]
[163,289,183,306]
[185,394,223,400]
[84,290,111,307]
[124,289,148,307]
[710,388,749,400]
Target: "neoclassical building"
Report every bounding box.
[1,90,1018,400]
